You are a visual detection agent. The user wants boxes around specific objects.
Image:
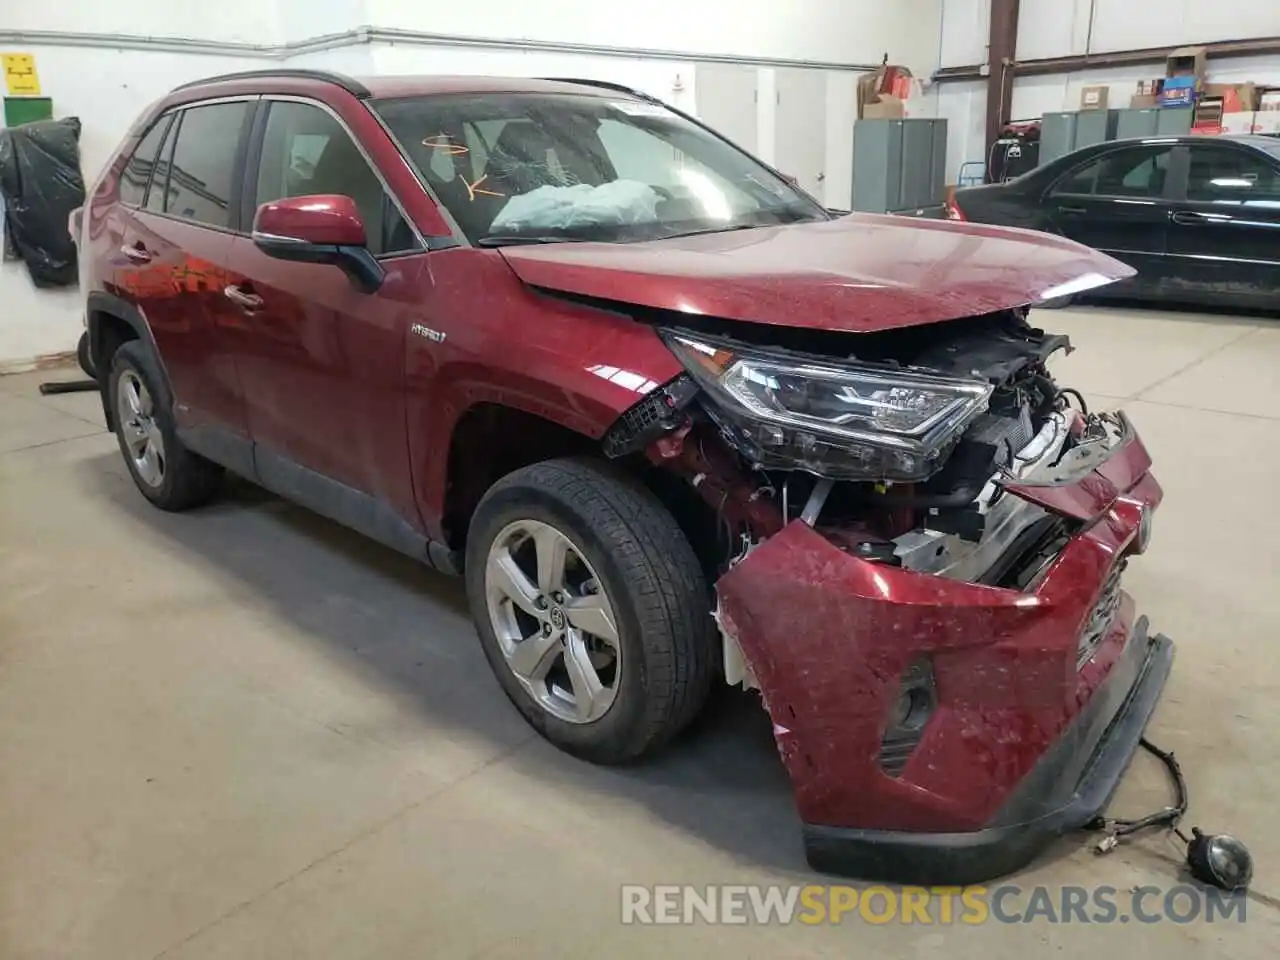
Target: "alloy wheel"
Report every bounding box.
[117,370,166,488]
[484,519,622,724]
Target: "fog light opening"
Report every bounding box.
[878,660,936,777]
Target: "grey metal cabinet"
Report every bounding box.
[1040,113,1078,165]
[1042,110,1120,166]
[1156,108,1194,136]
[1116,108,1160,139]
[1075,109,1120,148]
[1115,107,1194,139]
[852,117,948,214]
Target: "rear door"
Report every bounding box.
[1041,142,1178,299]
[1164,140,1280,307]
[115,97,256,458]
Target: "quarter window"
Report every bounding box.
[163,102,251,228]
[253,101,416,256]
[119,115,172,207]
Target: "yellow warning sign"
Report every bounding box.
[3,53,41,96]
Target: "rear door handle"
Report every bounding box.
[1057,205,1087,216]
[120,243,152,264]
[223,284,264,310]
[1171,211,1208,226]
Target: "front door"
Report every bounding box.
[223,97,424,522]
[1164,141,1280,308]
[1042,142,1177,299]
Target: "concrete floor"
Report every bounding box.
[1,305,1279,958]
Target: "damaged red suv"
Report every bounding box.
[80,70,1168,884]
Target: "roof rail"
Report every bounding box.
[540,77,657,103]
[172,69,372,99]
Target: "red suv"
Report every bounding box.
[78,69,1171,884]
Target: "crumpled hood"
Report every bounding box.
[499,213,1134,332]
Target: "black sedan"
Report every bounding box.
[949,134,1280,309]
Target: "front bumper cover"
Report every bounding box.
[715,412,1169,884]
[805,620,1172,884]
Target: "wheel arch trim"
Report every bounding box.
[86,292,172,430]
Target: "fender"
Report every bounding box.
[402,250,686,544]
[410,367,673,544]
[86,291,169,431]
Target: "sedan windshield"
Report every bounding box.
[372,91,829,245]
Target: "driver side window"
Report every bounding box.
[254,101,418,256]
[1052,147,1172,200]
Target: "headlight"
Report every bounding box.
[663,332,992,481]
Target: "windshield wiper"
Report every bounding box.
[661,222,764,240]
[477,235,575,247]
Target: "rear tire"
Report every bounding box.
[76,331,94,378]
[466,457,715,764]
[108,341,223,511]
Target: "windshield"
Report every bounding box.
[372,92,829,245]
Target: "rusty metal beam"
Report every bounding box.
[985,0,1021,154]
[937,35,1280,84]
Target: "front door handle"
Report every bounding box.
[223,284,264,310]
[120,243,152,264]
[1171,210,1208,226]
[1057,205,1087,216]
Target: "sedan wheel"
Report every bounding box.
[485,519,622,724]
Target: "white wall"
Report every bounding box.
[1,0,945,368]
[1,46,259,372]
[934,0,1280,180]
[367,0,939,66]
[1022,0,1280,58]
[2,1,278,45]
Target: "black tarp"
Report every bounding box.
[0,116,85,287]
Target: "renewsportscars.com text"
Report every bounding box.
[621,884,1247,926]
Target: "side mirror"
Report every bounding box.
[252,195,385,293]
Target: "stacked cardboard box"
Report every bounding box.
[1126,46,1278,137]
[1161,46,1207,107]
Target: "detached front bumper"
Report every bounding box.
[716,413,1170,884]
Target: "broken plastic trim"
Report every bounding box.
[600,374,699,458]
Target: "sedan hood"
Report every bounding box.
[499,214,1134,332]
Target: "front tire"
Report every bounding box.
[108,341,223,511]
[466,458,715,764]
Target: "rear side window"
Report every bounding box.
[119,116,172,207]
[162,102,250,228]
[1052,146,1172,199]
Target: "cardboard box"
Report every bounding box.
[1161,74,1199,108]
[1252,111,1280,134]
[1192,97,1224,132]
[1130,79,1163,109]
[1203,82,1258,112]
[1080,85,1110,110]
[857,65,913,119]
[862,94,906,120]
[1218,111,1256,135]
[1166,45,1207,80]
